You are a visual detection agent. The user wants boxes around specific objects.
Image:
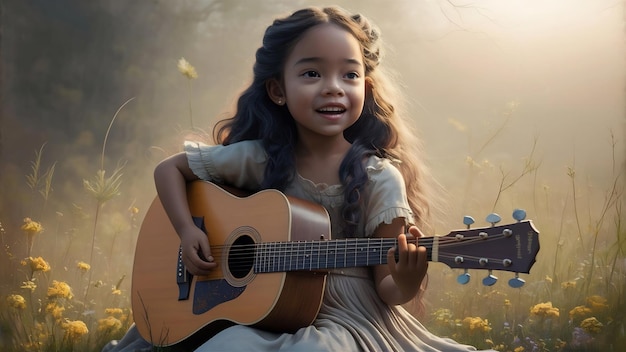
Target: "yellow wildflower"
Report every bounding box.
[530,302,559,319]
[76,261,91,272]
[462,316,492,333]
[21,217,44,235]
[47,280,73,299]
[433,308,454,327]
[569,305,592,321]
[45,302,65,320]
[586,295,608,313]
[580,317,603,334]
[62,319,89,341]
[561,280,576,289]
[514,346,525,352]
[21,280,37,292]
[26,256,51,273]
[105,307,124,317]
[111,286,122,295]
[7,294,26,310]
[97,315,122,333]
[177,57,198,79]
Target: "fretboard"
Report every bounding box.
[253,238,436,273]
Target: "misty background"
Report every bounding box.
[0,0,623,258]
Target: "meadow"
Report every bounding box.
[1,105,623,352]
[1,56,624,352]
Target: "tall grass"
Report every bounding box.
[423,108,625,351]
[0,97,623,351]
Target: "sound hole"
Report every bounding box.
[229,235,255,279]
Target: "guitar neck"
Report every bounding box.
[254,238,434,273]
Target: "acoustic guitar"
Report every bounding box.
[131,181,539,347]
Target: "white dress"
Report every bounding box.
[103,140,489,352]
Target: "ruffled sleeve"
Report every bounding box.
[363,156,414,237]
[183,140,267,190]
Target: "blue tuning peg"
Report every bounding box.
[508,273,525,288]
[512,209,527,222]
[482,271,498,286]
[457,269,471,285]
[463,216,475,228]
[486,213,501,226]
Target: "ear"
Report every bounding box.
[266,78,286,106]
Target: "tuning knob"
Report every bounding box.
[508,273,525,288]
[457,269,471,285]
[482,271,498,286]
[463,215,475,229]
[512,209,527,222]
[486,213,501,226]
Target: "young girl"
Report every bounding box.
[104,6,490,352]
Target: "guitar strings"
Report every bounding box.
[190,233,517,273]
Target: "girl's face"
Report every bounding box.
[273,23,366,142]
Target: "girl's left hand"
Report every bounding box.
[386,226,428,299]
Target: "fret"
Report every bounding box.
[297,241,306,271]
[347,239,356,268]
[310,241,321,270]
[315,240,321,270]
[256,242,265,273]
[330,240,337,269]
[355,239,368,267]
[265,242,272,272]
[304,241,313,270]
[322,240,329,270]
[378,238,384,265]
[287,241,293,271]
[277,241,286,272]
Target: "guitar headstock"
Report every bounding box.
[434,211,540,288]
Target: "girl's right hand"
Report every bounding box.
[179,224,218,276]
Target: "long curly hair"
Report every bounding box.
[213,6,431,235]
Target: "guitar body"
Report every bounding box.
[132,181,331,347]
[131,180,541,348]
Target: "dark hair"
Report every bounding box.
[214,6,429,236]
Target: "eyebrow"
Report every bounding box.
[294,57,363,67]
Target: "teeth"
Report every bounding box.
[318,107,344,112]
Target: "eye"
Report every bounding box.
[345,72,360,80]
[301,70,320,78]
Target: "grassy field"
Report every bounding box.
[0,110,623,351]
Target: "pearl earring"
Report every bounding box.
[277,98,284,105]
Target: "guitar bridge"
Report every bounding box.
[176,216,207,301]
[177,245,192,300]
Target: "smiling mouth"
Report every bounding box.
[316,107,346,115]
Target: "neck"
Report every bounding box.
[295,131,351,159]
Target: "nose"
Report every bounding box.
[322,78,345,96]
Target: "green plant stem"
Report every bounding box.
[84,202,102,311]
[569,166,585,253]
[101,97,135,170]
